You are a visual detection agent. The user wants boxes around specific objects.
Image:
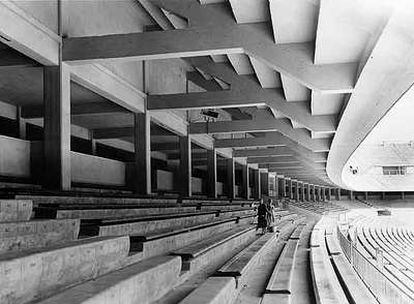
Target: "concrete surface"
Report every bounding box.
[0,219,80,254]
[0,200,32,222]
[140,216,254,259]
[38,255,181,304]
[0,236,130,304]
[98,212,219,237]
[180,277,238,304]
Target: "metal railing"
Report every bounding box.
[337,226,414,304]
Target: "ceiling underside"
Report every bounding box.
[2,0,412,189]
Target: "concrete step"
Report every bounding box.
[289,223,306,240]
[34,203,254,219]
[82,209,254,237]
[37,255,181,304]
[0,200,32,222]
[0,219,80,254]
[179,221,297,304]
[0,236,130,304]
[83,211,219,237]
[265,238,299,294]
[310,217,349,304]
[172,225,256,273]
[179,277,237,304]
[215,220,296,282]
[261,223,307,304]
[15,194,178,206]
[34,205,198,219]
[131,215,255,260]
[181,198,254,206]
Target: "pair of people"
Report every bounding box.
[256,198,275,235]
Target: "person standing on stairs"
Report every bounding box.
[256,198,268,235]
[266,198,275,232]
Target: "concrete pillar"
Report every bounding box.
[327,188,331,201]
[301,182,305,202]
[401,192,405,200]
[252,169,261,199]
[226,157,235,199]
[207,149,217,198]
[260,171,269,197]
[241,164,249,199]
[294,181,299,201]
[381,192,386,200]
[91,138,97,156]
[364,192,368,201]
[321,187,326,202]
[16,106,26,140]
[349,190,354,201]
[310,185,315,201]
[134,112,151,195]
[179,135,192,197]
[305,184,311,201]
[43,64,71,190]
[274,176,279,199]
[280,177,286,198]
[288,179,293,199]
[336,188,341,201]
[316,186,320,201]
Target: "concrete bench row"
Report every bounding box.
[0,236,130,304]
[179,217,305,304]
[0,212,258,303]
[310,217,349,304]
[35,203,253,220]
[1,195,287,304]
[16,194,254,207]
[260,223,306,304]
[290,200,346,215]
[79,208,254,237]
[0,218,80,254]
[0,200,33,222]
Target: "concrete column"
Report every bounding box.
[381,192,386,200]
[226,157,235,199]
[364,192,368,201]
[306,184,311,201]
[326,188,332,201]
[288,179,293,199]
[336,188,341,201]
[316,186,320,201]
[179,135,192,197]
[294,181,299,201]
[349,190,354,201]
[241,164,249,199]
[401,192,405,200]
[301,182,305,202]
[91,138,97,156]
[207,149,217,198]
[280,177,286,198]
[43,64,71,190]
[311,185,316,201]
[260,171,269,196]
[274,176,279,199]
[16,106,26,140]
[321,187,326,202]
[253,169,261,199]
[134,112,151,195]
